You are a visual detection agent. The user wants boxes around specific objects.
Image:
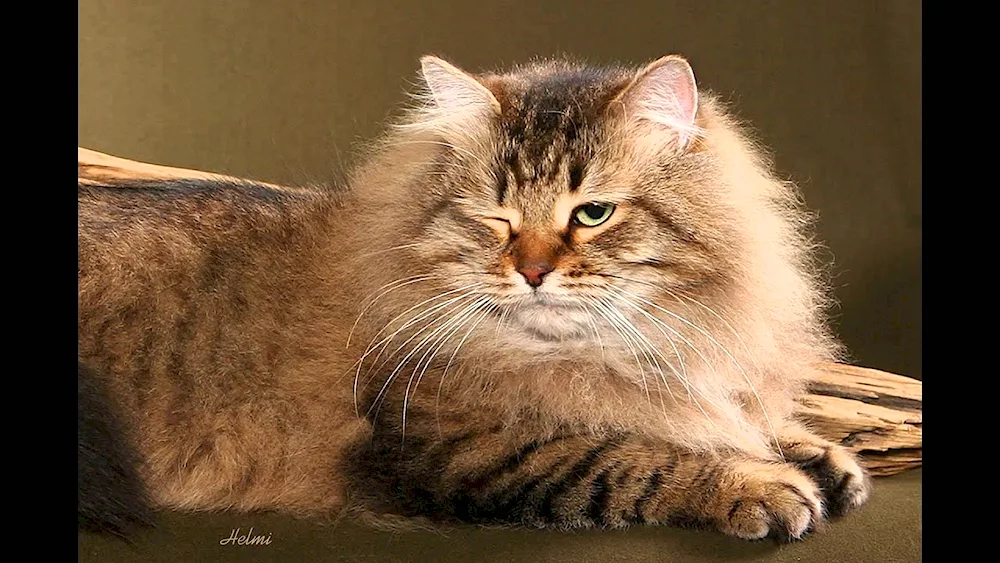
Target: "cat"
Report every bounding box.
[78,54,872,542]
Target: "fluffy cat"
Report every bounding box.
[78,54,871,541]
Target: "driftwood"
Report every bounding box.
[798,363,921,476]
[78,147,923,477]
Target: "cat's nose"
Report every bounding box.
[518,263,554,288]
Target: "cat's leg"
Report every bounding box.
[348,415,826,541]
[774,424,872,517]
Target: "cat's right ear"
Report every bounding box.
[406,56,501,141]
[420,56,501,115]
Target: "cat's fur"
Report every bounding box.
[78,55,871,541]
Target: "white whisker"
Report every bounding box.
[576,301,606,363]
[434,300,495,435]
[599,289,728,431]
[401,296,492,438]
[605,283,783,459]
[583,296,652,405]
[351,283,481,415]
[366,293,485,420]
[347,274,435,349]
[591,295,673,415]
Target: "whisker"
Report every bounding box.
[598,289,728,430]
[604,283,783,459]
[597,289,691,398]
[493,302,512,342]
[356,283,482,373]
[347,274,435,349]
[352,284,481,415]
[591,295,673,414]
[434,300,496,435]
[367,293,486,421]
[576,302,606,364]
[583,296,651,405]
[604,273,761,371]
[401,295,492,438]
[668,287,762,371]
[361,290,480,386]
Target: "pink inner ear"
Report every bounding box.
[420,57,499,114]
[628,58,699,140]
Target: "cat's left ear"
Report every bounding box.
[616,55,700,150]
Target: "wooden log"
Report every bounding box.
[798,363,921,476]
[77,147,923,477]
[78,147,284,189]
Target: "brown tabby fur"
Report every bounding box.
[77,55,871,541]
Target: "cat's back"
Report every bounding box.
[78,177,346,390]
[78,177,334,256]
[79,176,337,286]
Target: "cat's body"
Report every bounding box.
[78,55,871,541]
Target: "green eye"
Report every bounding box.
[574,203,615,227]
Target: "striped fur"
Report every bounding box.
[78,55,871,541]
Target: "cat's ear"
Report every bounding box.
[616,55,701,149]
[416,56,501,136]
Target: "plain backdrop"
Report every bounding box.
[78,0,921,380]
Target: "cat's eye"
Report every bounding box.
[573,203,615,227]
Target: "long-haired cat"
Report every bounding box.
[78,54,871,541]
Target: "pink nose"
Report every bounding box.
[518,263,554,287]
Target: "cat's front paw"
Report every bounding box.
[715,460,823,541]
[796,445,872,517]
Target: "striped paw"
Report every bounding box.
[796,444,872,517]
[715,460,823,541]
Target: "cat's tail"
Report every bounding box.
[78,361,154,539]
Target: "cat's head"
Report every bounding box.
[350,55,832,376]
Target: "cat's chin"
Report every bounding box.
[509,300,594,343]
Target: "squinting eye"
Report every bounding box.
[573,203,615,227]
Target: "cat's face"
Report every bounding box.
[402,57,740,344]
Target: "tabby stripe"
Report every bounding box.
[633,196,702,246]
[568,161,585,192]
[94,316,115,353]
[471,453,573,522]
[632,469,663,523]
[496,169,509,205]
[585,464,617,526]
[691,464,722,509]
[464,434,570,490]
[207,299,225,402]
[504,150,527,195]
[169,290,198,371]
[615,465,634,487]
[727,499,744,524]
[164,285,203,436]
[424,429,486,471]
[537,439,621,522]
[543,151,566,184]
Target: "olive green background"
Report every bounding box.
[78,0,921,561]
